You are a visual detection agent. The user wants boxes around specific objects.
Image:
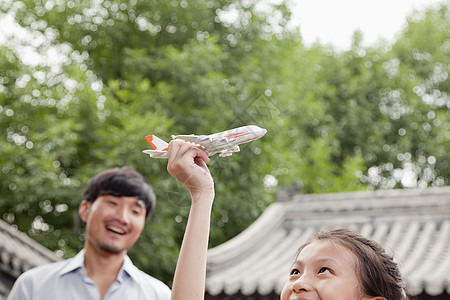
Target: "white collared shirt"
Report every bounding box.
[7,250,171,300]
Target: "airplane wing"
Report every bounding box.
[142,149,168,158]
[219,145,240,157]
[174,135,237,155]
[172,134,208,144]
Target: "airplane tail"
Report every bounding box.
[145,135,169,151]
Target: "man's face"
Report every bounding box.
[79,195,146,255]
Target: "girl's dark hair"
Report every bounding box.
[83,167,156,221]
[297,228,409,300]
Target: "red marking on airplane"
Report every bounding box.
[224,132,250,139]
[145,135,168,151]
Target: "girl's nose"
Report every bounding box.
[291,275,312,293]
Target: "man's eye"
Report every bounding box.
[132,209,143,215]
[108,201,118,206]
[318,267,331,274]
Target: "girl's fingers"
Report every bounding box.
[167,140,209,174]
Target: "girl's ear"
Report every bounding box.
[79,200,90,223]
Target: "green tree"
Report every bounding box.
[0,0,297,284]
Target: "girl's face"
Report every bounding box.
[280,239,379,300]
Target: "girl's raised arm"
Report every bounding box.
[167,140,215,300]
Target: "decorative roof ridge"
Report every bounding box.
[283,187,450,216]
[290,186,450,203]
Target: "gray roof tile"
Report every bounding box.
[0,219,61,278]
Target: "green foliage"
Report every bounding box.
[0,0,448,286]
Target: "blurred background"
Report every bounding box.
[0,0,448,285]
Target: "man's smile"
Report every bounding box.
[105,224,127,235]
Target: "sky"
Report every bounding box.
[289,0,445,50]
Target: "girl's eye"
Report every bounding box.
[290,269,301,276]
[318,267,332,274]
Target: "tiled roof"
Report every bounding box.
[206,187,450,298]
[0,219,61,279]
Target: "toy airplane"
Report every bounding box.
[143,125,267,158]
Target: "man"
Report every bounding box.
[8,166,171,299]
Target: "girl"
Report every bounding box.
[167,140,409,300]
[280,228,409,300]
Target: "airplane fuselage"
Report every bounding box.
[174,125,267,157]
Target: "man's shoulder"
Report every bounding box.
[20,258,72,279]
[7,256,80,300]
[129,265,170,288]
[134,268,166,284]
[125,262,171,297]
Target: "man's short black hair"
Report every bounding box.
[83,167,156,221]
